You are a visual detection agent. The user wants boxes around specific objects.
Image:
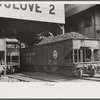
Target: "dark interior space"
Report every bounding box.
[65,6,96,33]
[0,17,62,45]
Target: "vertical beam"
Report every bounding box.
[80,49,83,62]
[62,24,65,34]
[4,39,6,66]
[73,49,74,63]
[91,49,94,61]
[77,49,79,62]
[4,39,7,75]
[19,42,21,68]
[84,48,86,62]
[58,24,65,34]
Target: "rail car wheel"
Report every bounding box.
[10,67,15,74]
[34,66,43,72]
[34,66,38,71]
[77,69,83,78]
[50,66,58,73]
[89,69,96,77]
[42,66,51,73]
[58,67,65,74]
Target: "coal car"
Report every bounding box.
[21,32,100,77]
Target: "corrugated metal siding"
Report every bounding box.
[64,40,73,65]
[31,48,36,65]
[58,42,64,66]
[21,40,73,67]
[36,46,42,65]
[43,45,48,65]
[47,44,53,65]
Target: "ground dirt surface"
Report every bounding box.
[0,72,100,82]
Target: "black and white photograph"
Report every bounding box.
[0,1,100,98]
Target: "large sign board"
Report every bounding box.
[0,4,65,24]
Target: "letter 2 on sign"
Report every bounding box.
[53,50,58,59]
[49,4,55,15]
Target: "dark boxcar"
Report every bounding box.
[21,39,72,71]
[21,38,100,77]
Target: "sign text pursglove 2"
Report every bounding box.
[0,4,65,23]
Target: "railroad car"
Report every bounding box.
[21,32,100,77]
[0,38,20,75]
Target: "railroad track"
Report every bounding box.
[6,72,100,82]
[7,73,56,82]
[80,74,100,82]
[8,75,31,82]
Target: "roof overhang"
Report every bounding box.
[65,4,96,18]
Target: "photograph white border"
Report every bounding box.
[0,1,100,99]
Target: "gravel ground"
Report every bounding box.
[0,72,100,82]
[22,72,100,82]
[0,76,21,82]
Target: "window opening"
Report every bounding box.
[81,47,91,62]
[94,49,99,61]
[74,49,81,62]
[84,16,92,28]
[12,56,19,62]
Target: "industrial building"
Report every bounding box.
[65,4,100,39]
[0,4,65,46]
[0,3,100,77]
[0,4,100,44]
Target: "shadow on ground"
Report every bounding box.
[18,71,100,82]
[20,71,80,82]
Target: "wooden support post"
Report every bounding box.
[80,49,83,62]
[4,39,7,75]
[84,48,86,62]
[91,49,94,61]
[62,24,65,35]
[58,24,65,34]
[77,49,79,62]
[73,49,74,63]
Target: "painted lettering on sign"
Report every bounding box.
[0,4,65,23]
[1,4,44,13]
[49,4,55,15]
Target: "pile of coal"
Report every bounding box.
[37,32,88,45]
